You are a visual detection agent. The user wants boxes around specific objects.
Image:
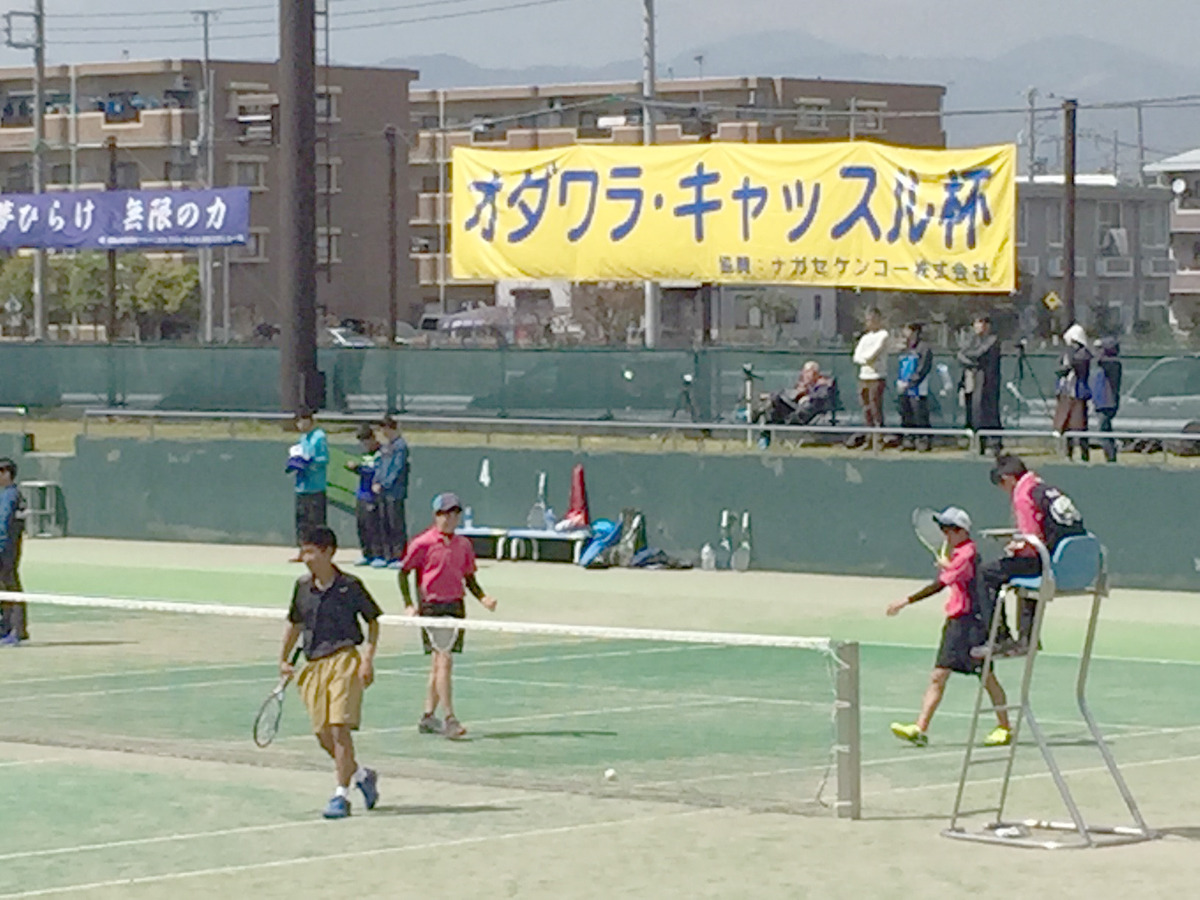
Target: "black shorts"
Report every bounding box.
[936,615,985,675]
[420,599,465,654]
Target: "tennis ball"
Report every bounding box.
[604,768,617,782]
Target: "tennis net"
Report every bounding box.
[0,591,860,818]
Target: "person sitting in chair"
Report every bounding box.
[759,362,837,448]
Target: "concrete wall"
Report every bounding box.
[18,436,1200,591]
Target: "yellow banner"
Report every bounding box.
[451,142,1015,293]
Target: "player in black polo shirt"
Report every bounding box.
[280,525,383,819]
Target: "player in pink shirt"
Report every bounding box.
[886,507,1011,748]
[398,492,497,739]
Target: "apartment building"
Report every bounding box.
[1145,150,1200,333]
[0,58,417,338]
[408,75,947,329]
[1015,175,1172,334]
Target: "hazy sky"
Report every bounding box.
[0,0,1195,72]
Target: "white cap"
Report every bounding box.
[933,506,972,532]
[1063,323,1088,347]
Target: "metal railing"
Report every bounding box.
[76,408,1200,461]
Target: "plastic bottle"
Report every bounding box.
[700,543,716,570]
[463,506,474,528]
[544,507,557,530]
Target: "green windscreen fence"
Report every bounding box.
[0,344,1170,423]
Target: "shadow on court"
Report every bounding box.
[1160,826,1200,840]
[478,730,619,741]
[367,803,515,817]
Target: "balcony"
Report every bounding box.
[1170,269,1200,294]
[1171,205,1200,234]
[1142,257,1174,278]
[1095,256,1134,278]
[411,252,492,287]
[0,107,198,154]
[411,192,451,225]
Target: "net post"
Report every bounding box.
[833,640,861,820]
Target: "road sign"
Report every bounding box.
[3,296,22,316]
[1042,291,1062,311]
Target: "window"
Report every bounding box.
[1141,203,1168,247]
[315,87,340,122]
[813,294,822,320]
[163,89,195,109]
[1096,200,1124,253]
[49,163,73,185]
[419,114,439,129]
[794,97,828,131]
[317,227,342,265]
[105,92,140,124]
[1,93,33,128]
[234,228,268,263]
[4,163,31,193]
[114,162,140,190]
[855,100,887,133]
[1016,201,1028,246]
[420,174,439,193]
[165,160,196,183]
[1047,203,1064,246]
[230,159,267,190]
[578,110,611,138]
[316,159,340,194]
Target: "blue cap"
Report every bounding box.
[432,492,462,513]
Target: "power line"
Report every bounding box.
[47,0,577,43]
[44,1,271,19]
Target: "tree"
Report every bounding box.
[571,282,644,345]
[130,258,200,340]
[0,256,33,335]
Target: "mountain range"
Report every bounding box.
[383,29,1200,175]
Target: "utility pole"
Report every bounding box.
[193,9,217,343]
[1026,87,1038,177]
[279,0,321,413]
[106,137,118,344]
[641,0,660,349]
[1063,99,1078,325]
[385,126,399,414]
[1135,102,1147,186]
[4,1,47,340]
[1111,130,1119,179]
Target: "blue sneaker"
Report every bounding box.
[322,795,351,819]
[0,633,19,647]
[369,558,389,568]
[354,557,372,567]
[356,769,379,810]
[386,559,402,569]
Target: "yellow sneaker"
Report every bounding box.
[890,722,928,747]
[983,726,1013,747]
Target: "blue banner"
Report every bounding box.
[0,188,250,250]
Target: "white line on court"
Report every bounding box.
[0,808,717,899]
[863,638,1200,668]
[0,759,58,769]
[871,750,1200,797]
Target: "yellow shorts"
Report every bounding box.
[297,647,364,733]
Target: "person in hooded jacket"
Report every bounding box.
[1054,324,1093,462]
[1089,336,1122,463]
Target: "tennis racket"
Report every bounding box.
[912,507,949,562]
[731,510,752,572]
[253,644,303,748]
[424,618,462,654]
[526,472,548,529]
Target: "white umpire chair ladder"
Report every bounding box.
[943,533,1158,849]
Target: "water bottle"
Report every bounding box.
[463,506,474,528]
[700,543,716,571]
[544,507,557,530]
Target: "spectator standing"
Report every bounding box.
[851,308,889,448]
[896,323,933,451]
[372,416,409,568]
[286,410,329,563]
[1090,337,1122,464]
[957,314,1003,454]
[1054,324,1092,462]
[0,457,26,645]
[346,424,385,566]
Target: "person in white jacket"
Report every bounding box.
[852,308,890,445]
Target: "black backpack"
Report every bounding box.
[1031,482,1086,551]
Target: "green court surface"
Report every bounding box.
[3,539,1200,899]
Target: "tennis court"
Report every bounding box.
[3,538,1200,898]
